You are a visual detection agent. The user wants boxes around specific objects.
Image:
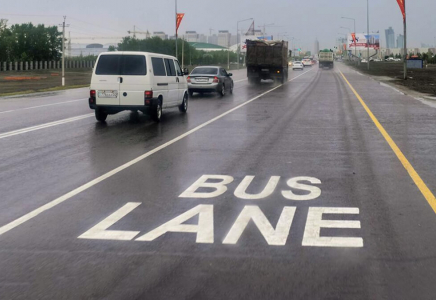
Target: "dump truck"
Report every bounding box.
[246,40,289,84]
[318,49,334,69]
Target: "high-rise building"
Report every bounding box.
[198,34,207,43]
[153,32,167,40]
[314,39,320,54]
[230,34,238,46]
[208,34,218,45]
[385,27,395,49]
[185,31,199,42]
[218,30,231,47]
[397,34,404,48]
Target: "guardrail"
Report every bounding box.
[0,61,96,71]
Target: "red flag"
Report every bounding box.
[396,0,406,21]
[351,33,357,44]
[176,13,185,34]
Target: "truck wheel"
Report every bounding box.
[151,99,162,122]
[95,108,108,122]
[179,93,188,113]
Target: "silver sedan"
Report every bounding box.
[187,66,234,97]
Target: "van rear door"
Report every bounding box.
[94,54,121,106]
[119,55,149,106]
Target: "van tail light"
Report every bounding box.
[89,90,96,104]
[213,76,219,83]
[144,90,153,105]
[187,76,191,83]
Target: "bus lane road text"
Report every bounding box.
[79,175,363,248]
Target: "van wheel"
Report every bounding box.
[179,93,188,113]
[151,99,162,122]
[220,84,226,97]
[95,108,108,122]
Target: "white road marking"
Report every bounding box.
[234,78,248,83]
[136,204,214,243]
[281,177,322,201]
[302,207,363,247]
[0,68,313,236]
[234,176,280,200]
[0,98,87,114]
[78,202,141,241]
[179,175,234,198]
[223,205,296,246]
[0,113,94,140]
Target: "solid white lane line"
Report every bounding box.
[0,98,88,114]
[0,68,313,236]
[234,79,248,83]
[0,113,94,140]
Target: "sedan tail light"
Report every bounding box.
[187,76,191,83]
[213,76,219,83]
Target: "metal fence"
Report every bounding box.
[0,61,96,71]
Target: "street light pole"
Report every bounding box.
[342,17,356,59]
[403,0,407,80]
[237,18,253,70]
[367,0,370,70]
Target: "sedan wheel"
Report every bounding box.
[220,84,226,97]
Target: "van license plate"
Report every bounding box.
[98,90,118,98]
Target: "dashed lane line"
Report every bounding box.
[0,113,94,140]
[0,98,87,114]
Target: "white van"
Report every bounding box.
[89,52,189,122]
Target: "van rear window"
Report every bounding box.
[95,55,146,76]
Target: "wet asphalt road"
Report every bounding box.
[1,65,436,299]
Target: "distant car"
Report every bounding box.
[394,58,402,62]
[292,61,304,70]
[302,59,312,66]
[187,66,233,97]
[373,58,382,62]
[361,59,368,63]
[386,57,394,62]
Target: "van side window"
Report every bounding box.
[151,57,167,76]
[174,60,183,76]
[164,58,176,76]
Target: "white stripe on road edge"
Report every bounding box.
[0,98,87,114]
[0,113,94,140]
[234,79,248,83]
[0,68,313,236]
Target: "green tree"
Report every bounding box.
[0,22,62,62]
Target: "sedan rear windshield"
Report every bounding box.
[191,68,218,75]
[96,55,147,75]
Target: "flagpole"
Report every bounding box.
[175,0,178,60]
[403,0,407,80]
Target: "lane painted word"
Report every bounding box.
[78,174,363,248]
[179,175,322,201]
[79,203,363,247]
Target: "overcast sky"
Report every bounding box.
[1,0,435,51]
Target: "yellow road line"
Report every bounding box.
[339,70,436,214]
